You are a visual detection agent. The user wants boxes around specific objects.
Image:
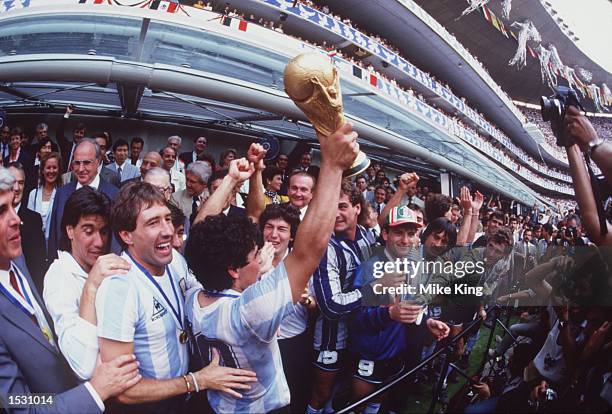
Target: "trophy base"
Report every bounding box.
[343,151,370,178]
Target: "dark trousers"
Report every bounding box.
[279,329,313,413]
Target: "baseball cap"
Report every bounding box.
[387,206,422,228]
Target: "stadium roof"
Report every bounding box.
[412,0,612,112]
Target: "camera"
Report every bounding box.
[540,86,583,147]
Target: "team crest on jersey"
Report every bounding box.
[151,298,167,321]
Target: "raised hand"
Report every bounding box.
[472,191,484,212]
[228,158,255,183]
[459,186,472,211]
[398,172,419,192]
[318,122,359,172]
[246,143,267,171]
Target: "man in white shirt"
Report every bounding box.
[287,171,315,220]
[44,186,130,380]
[167,135,185,173]
[160,146,186,192]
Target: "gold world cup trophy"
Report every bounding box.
[284,53,370,177]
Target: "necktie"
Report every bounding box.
[377,204,382,214]
[117,166,123,179]
[190,196,199,224]
[9,270,23,299]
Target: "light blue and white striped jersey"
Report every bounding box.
[186,261,293,413]
[313,225,375,351]
[96,251,191,380]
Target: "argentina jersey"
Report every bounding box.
[313,225,374,351]
[96,252,189,380]
[186,261,293,414]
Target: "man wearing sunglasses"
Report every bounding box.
[48,139,119,259]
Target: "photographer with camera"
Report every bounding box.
[541,88,611,246]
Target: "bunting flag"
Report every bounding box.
[149,0,177,12]
[352,65,363,79]
[481,6,509,38]
[508,20,540,68]
[220,16,249,31]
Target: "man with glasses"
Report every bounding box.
[48,139,119,259]
[144,167,173,201]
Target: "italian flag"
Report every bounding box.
[221,16,248,32]
[150,0,178,13]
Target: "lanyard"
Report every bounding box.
[0,266,35,318]
[127,252,184,331]
[202,289,240,298]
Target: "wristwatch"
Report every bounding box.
[587,137,604,157]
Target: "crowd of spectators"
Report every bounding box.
[189,0,580,190]
[521,106,612,163]
[1,106,610,413]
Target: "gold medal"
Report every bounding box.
[179,330,188,344]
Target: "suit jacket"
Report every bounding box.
[61,167,120,188]
[120,176,142,187]
[18,204,48,295]
[179,151,196,169]
[171,189,194,219]
[106,162,140,182]
[4,150,36,194]
[48,178,119,259]
[227,204,246,219]
[0,256,101,413]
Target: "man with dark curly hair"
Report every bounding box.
[184,124,360,413]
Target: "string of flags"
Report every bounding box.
[460,0,610,111]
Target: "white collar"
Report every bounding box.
[76,173,100,190]
[222,205,231,216]
[56,250,89,279]
[0,262,36,314]
[14,202,21,213]
[115,160,126,169]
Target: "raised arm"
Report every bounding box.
[284,123,359,302]
[377,172,418,228]
[467,191,483,244]
[566,144,612,245]
[193,159,254,225]
[245,143,266,223]
[456,186,472,246]
[564,105,612,186]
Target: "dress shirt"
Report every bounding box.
[76,173,100,191]
[43,251,98,380]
